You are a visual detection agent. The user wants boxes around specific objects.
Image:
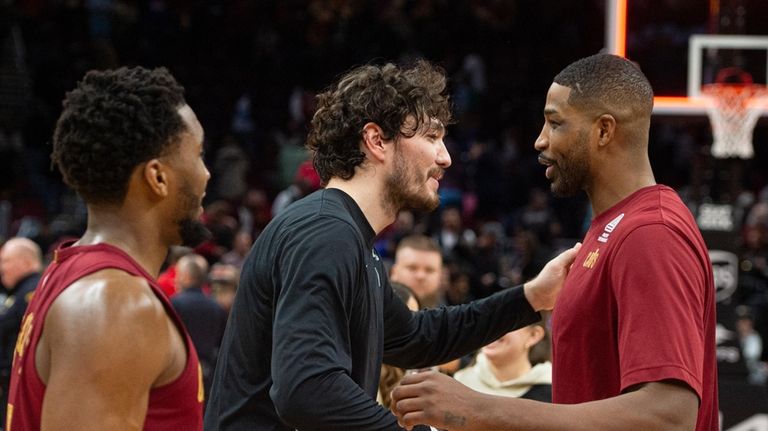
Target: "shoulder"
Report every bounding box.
[45,268,174,359]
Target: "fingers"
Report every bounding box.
[554,241,581,266]
[397,411,430,430]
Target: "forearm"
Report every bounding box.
[417,383,697,431]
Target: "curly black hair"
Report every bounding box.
[307,59,453,184]
[51,66,187,205]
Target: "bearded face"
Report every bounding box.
[383,143,443,213]
[549,128,591,197]
[176,181,211,248]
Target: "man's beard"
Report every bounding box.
[178,217,211,248]
[176,183,211,247]
[551,131,590,197]
[384,150,442,213]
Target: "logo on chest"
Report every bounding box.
[597,213,625,243]
[583,248,600,269]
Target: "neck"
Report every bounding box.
[586,151,656,216]
[486,354,532,382]
[326,176,396,234]
[77,206,170,277]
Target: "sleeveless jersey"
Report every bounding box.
[6,242,204,431]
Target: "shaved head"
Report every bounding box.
[0,237,44,289]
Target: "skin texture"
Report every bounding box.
[392,60,700,430]
[35,105,210,430]
[392,371,698,431]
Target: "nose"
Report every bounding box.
[204,163,212,182]
[437,140,452,168]
[534,124,548,152]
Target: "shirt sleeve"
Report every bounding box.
[611,224,707,399]
[382,278,540,368]
[268,219,406,430]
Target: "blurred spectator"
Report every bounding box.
[469,221,506,298]
[213,137,250,202]
[391,235,444,308]
[735,305,767,385]
[518,188,560,245]
[391,235,465,375]
[0,237,43,424]
[237,189,272,239]
[433,206,476,264]
[454,320,552,402]
[171,253,227,402]
[271,159,322,217]
[157,246,193,298]
[221,231,253,269]
[197,200,238,264]
[444,261,474,305]
[209,263,239,315]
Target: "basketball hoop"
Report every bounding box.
[701,68,768,159]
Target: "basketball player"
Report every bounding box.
[392,54,718,430]
[205,59,580,430]
[7,67,209,430]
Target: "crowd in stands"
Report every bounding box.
[1,0,768,411]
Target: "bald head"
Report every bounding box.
[175,253,209,291]
[0,237,44,289]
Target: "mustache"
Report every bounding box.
[538,155,556,165]
[428,167,445,180]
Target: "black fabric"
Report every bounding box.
[0,271,40,426]
[170,287,228,398]
[520,384,552,403]
[0,272,40,370]
[204,188,540,430]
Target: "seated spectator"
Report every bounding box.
[454,320,552,402]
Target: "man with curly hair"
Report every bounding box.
[205,59,580,430]
[7,67,209,430]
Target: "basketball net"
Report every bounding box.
[701,68,768,159]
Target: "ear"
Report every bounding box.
[142,159,171,198]
[526,325,546,348]
[361,122,388,163]
[596,114,617,148]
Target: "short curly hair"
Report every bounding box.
[307,59,452,184]
[52,66,187,205]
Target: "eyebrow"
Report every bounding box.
[543,107,559,116]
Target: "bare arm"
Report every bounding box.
[392,371,698,431]
[38,270,184,431]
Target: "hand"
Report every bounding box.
[391,370,482,430]
[523,242,581,311]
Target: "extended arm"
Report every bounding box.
[39,270,184,430]
[392,371,698,430]
[382,244,580,368]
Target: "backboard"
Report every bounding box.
[605,0,768,116]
